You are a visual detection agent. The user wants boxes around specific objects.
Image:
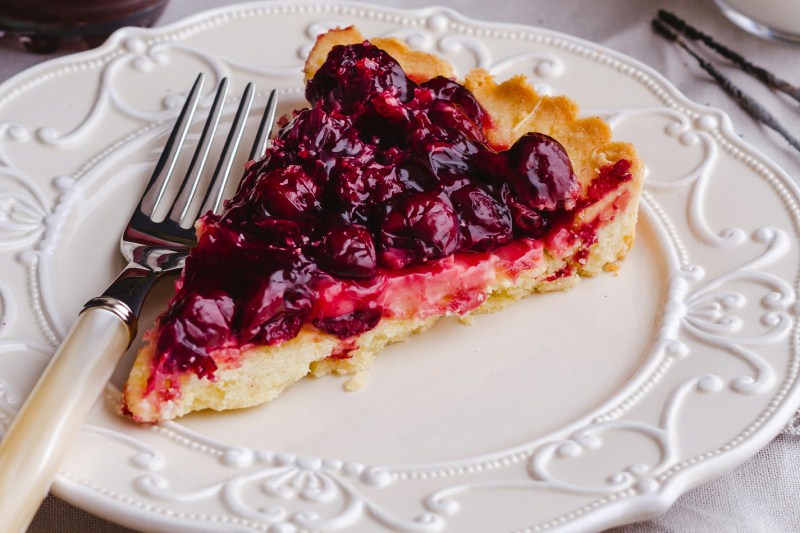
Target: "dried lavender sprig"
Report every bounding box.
[658,9,800,103]
[652,18,800,153]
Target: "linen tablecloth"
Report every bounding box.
[2,0,798,531]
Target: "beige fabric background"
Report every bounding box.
[1,0,799,531]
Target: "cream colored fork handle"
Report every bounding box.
[0,308,131,533]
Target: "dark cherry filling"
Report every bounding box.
[153,41,595,385]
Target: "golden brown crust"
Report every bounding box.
[122,27,644,423]
[368,37,455,81]
[124,327,340,421]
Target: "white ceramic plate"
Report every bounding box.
[1,2,798,532]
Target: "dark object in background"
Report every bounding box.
[658,9,800,103]
[652,15,800,154]
[0,0,169,53]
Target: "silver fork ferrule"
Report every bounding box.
[82,296,138,345]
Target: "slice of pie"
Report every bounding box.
[122,27,644,422]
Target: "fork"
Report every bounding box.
[0,73,279,532]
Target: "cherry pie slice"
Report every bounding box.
[122,27,644,422]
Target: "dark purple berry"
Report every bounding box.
[503,189,549,237]
[156,291,237,378]
[313,308,383,338]
[450,185,512,251]
[420,76,486,126]
[306,42,415,114]
[249,165,320,220]
[329,159,407,224]
[378,192,459,268]
[239,267,316,344]
[501,132,578,211]
[317,226,377,279]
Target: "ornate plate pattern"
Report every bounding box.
[1,2,799,532]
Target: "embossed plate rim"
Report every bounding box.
[0,1,799,532]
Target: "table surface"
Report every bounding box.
[2,0,799,531]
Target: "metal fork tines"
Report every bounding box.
[0,75,282,532]
[0,74,279,532]
[91,74,279,326]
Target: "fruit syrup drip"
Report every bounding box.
[151,41,588,382]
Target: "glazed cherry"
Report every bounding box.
[378,191,459,269]
[313,308,382,338]
[502,132,578,211]
[329,159,407,224]
[469,133,578,237]
[317,225,377,279]
[239,262,318,344]
[420,76,485,126]
[502,189,548,237]
[156,291,236,378]
[450,184,513,251]
[420,78,487,142]
[306,41,414,114]
[436,174,472,196]
[248,165,320,220]
[249,218,313,250]
[282,109,361,155]
[251,310,310,345]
